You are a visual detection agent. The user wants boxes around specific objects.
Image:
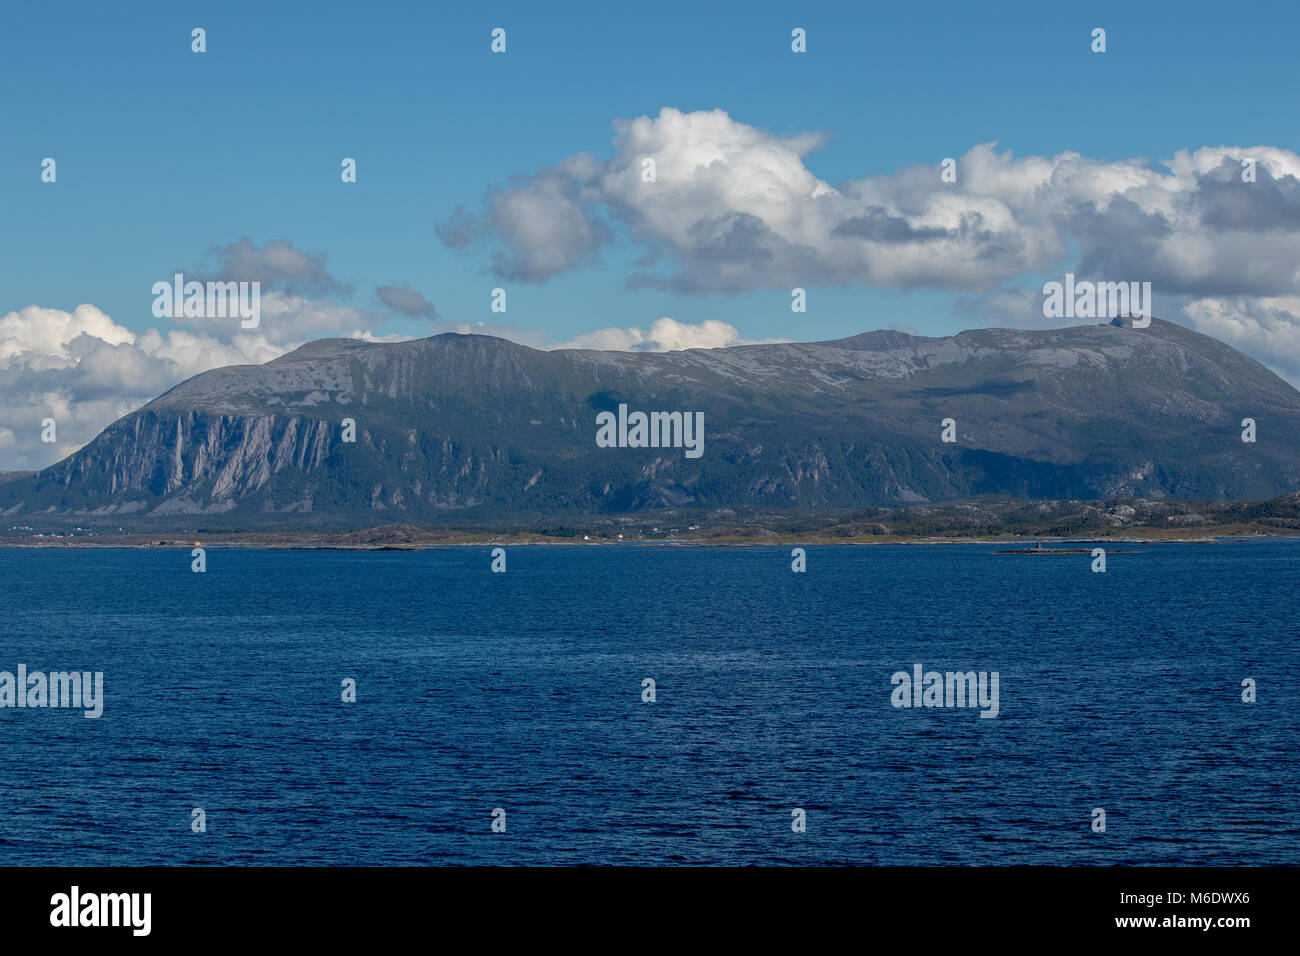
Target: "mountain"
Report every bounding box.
[5,317,1300,527]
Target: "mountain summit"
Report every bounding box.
[6,318,1299,524]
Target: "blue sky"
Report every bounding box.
[3,0,1300,467]
[4,0,1296,339]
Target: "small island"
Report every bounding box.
[994,541,1141,554]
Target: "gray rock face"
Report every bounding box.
[6,317,1300,523]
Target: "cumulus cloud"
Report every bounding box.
[429,316,781,353]
[161,286,387,347]
[551,316,787,352]
[252,292,387,345]
[960,286,1300,389]
[0,298,784,472]
[439,106,1300,299]
[430,321,549,348]
[207,237,347,296]
[0,304,292,471]
[0,285,412,471]
[436,106,1300,379]
[451,154,614,282]
[151,238,390,348]
[376,283,439,319]
[1181,295,1300,384]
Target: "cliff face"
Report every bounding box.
[42,412,337,514]
[6,318,1300,523]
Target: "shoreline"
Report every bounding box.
[2,529,1296,550]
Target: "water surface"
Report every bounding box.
[0,540,1295,865]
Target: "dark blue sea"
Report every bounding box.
[0,540,1296,865]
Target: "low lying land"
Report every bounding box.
[5,493,1300,548]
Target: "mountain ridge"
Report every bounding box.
[5,317,1299,526]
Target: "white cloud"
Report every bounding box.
[431,321,549,348]
[551,316,786,351]
[207,237,346,294]
[0,304,315,470]
[441,108,1300,304]
[376,283,439,319]
[430,316,783,352]
[1181,295,1300,384]
[0,303,791,471]
[436,106,1300,380]
[168,290,386,347]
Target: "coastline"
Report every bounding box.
[3,527,1296,550]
